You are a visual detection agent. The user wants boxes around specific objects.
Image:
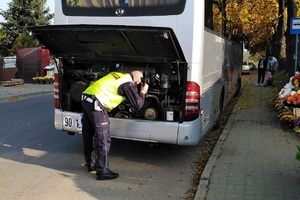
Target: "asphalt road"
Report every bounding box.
[0,94,201,200]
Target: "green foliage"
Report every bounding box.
[0,0,53,56]
[12,35,39,52]
[296,145,300,162]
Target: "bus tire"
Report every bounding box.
[214,91,224,130]
[233,76,241,97]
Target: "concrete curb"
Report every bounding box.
[0,83,54,103]
[194,111,235,200]
[0,91,53,103]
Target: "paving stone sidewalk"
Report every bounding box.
[196,72,300,200]
[0,83,53,103]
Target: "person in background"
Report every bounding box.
[256,55,268,86]
[81,70,149,180]
[265,70,274,86]
[267,56,278,75]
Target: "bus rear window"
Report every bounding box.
[62,0,186,16]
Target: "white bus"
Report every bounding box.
[29,0,242,145]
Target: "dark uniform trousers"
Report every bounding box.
[81,95,111,174]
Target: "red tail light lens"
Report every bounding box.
[54,73,59,109]
[184,81,200,121]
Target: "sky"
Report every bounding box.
[0,0,55,23]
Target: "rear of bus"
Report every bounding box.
[29,0,210,145]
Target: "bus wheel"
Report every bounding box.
[234,77,241,97]
[214,92,224,130]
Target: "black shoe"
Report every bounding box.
[84,163,96,172]
[96,169,119,180]
[87,165,96,172]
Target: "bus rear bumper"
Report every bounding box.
[54,109,201,146]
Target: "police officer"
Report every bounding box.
[81,70,148,180]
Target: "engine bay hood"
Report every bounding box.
[28,25,185,63]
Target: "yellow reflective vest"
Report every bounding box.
[83,72,133,111]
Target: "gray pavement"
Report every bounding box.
[1,76,300,200]
[0,83,53,103]
[195,73,300,200]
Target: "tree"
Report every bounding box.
[269,0,285,65]
[285,0,299,76]
[0,0,53,56]
[209,0,279,55]
[226,0,300,75]
[12,35,39,53]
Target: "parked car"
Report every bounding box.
[242,62,251,74]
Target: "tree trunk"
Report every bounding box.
[270,0,284,61]
[275,0,285,61]
[221,0,227,37]
[205,0,214,30]
[286,0,298,76]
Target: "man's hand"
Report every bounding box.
[140,83,149,94]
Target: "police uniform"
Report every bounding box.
[81,72,145,179]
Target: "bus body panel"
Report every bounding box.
[40,0,242,146]
[54,1,196,63]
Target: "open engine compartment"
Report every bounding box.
[27,25,189,122]
[59,59,187,122]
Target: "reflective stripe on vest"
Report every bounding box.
[83,72,133,111]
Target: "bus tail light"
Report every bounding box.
[54,73,60,109]
[184,81,200,121]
